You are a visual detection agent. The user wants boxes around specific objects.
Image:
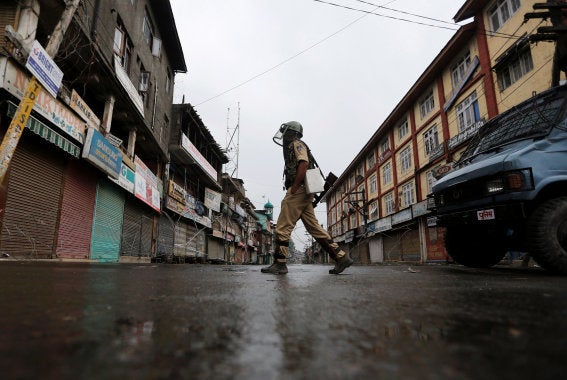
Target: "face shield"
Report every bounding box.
[272,124,289,146]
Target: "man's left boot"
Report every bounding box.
[261,251,288,275]
[329,250,353,275]
[261,260,288,274]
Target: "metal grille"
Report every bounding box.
[460,91,566,165]
[0,140,64,259]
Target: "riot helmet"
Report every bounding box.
[273,121,303,146]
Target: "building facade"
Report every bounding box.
[0,0,186,261]
[323,0,566,264]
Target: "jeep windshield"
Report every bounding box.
[457,89,567,166]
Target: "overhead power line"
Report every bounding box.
[352,0,458,26]
[312,0,459,31]
[194,6,376,106]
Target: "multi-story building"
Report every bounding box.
[254,201,275,265]
[0,0,186,261]
[323,0,566,264]
[163,103,227,263]
[210,174,248,264]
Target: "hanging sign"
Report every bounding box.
[25,40,63,98]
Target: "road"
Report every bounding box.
[0,261,565,380]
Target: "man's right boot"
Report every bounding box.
[261,260,288,274]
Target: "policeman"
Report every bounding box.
[262,121,353,274]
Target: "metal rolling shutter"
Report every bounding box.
[383,231,402,261]
[121,198,154,257]
[56,160,98,259]
[207,238,225,261]
[90,180,124,262]
[185,223,200,257]
[369,236,384,263]
[382,227,420,262]
[157,214,174,257]
[400,228,420,261]
[174,222,187,257]
[0,140,64,258]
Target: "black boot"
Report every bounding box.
[261,260,288,274]
[329,251,353,274]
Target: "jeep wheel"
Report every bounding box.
[445,225,507,268]
[527,197,567,274]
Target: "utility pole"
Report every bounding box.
[224,103,240,178]
[525,1,567,85]
[0,0,81,183]
[346,189,369,238]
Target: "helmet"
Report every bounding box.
[280,121,303,137]
[273,121,303,146]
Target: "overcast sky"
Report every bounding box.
[169,0,466,250]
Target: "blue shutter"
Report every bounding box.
[90,180,125,262]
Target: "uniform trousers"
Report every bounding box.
[275,185,341,260]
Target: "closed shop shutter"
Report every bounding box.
[382,226,420,262]
[157,213,174,257]
[352,240,370,264]
[0,139,64,258]
[174,222,187,257]
[185,223,201,257]
[90,179,125,262]
[369,236,384,263]
[400,227,420,261]
[383,231,402,261]
[121,197,154,257]
[207,237,225,261]
[56,160,98,259]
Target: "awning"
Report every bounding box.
[7,101,81,158]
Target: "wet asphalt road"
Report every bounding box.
[0,261,565,380]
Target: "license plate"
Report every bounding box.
[477,209,495,221]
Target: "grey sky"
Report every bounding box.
[170,0,465,249]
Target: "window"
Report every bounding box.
[420,92,435,118]
[143,13,161,57]
[489,0,521,31]
[423,125,439,155]
[401,181,415,208]
[350,214,357,229]
[369,174,377,194]
[400,146,413,173]
[367,151,375,169]
[356,164,364,179]
[398,120,409,140]
[382,162,392,185]
[384,192,395,215]
[113,21,132,72]
[143,15,153,45]
[139,71,150,92]
[451,51,472,88]
[496,48,533,91]
[380,138,390,154]
[456,91,480,131]
[369,201,379,220]
[349,174,355,189]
